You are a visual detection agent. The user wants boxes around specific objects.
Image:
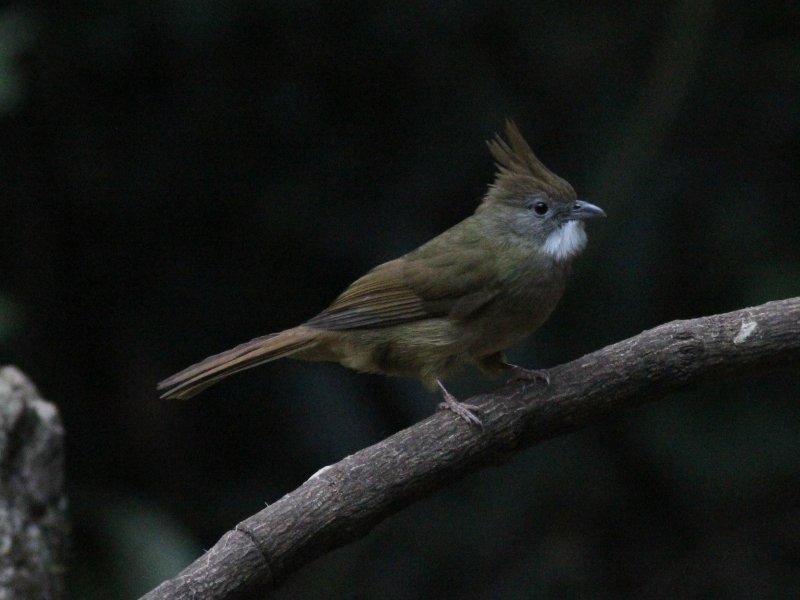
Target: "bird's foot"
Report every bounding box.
[436,380,483,430]
[507,365,550,385]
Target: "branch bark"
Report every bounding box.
[141,297,800,600]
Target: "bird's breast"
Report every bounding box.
[460,258,569,357]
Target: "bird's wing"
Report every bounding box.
[305,245,499,331]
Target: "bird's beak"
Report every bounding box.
[567,200,606,221]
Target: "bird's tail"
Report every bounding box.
[158,326,319,400]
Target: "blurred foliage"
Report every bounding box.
[0,8,35,113]
[69,494,198,598]
[0,291,23,343]
[0,0,798,598]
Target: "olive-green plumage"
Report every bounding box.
[158,121,605,423]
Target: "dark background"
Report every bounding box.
[2,1,799,598]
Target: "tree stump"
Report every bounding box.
[0,366,68,600]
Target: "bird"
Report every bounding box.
[158,121,605,427]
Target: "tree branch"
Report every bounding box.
[141,297,800,600]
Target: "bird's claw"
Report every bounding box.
[508,366,550,385]
[436,381,484,429]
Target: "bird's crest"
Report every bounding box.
[485,120,576,203]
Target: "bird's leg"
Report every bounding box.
[436,380,483,429]
[478,352,550,385]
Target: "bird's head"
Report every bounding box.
[478,121,605,262]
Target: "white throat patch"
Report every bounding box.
[542,220,587,262]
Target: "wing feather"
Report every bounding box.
[305,231,500,331]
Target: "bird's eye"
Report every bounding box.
[533,201,549,215]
